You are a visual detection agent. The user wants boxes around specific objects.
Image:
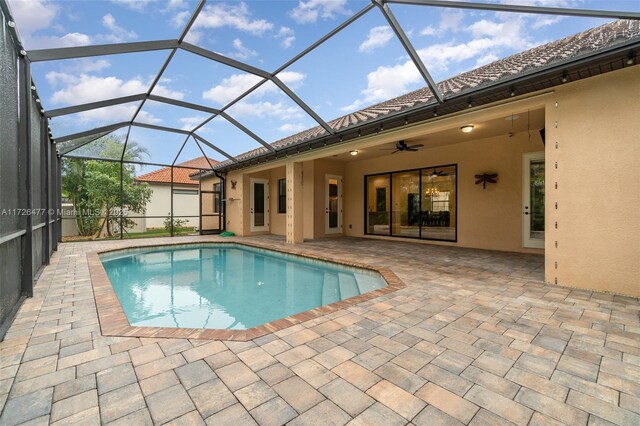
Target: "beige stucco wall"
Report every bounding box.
[225,161,339,239]
[143,184,200,229]
[545,66,640,296]
[342,130,544,253]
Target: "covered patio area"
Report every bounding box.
[1,235,638,425]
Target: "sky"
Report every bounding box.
[7,0,640,167]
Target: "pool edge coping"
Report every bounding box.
[87,239,406,341]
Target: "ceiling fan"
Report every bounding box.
[381,140,424,154]
[428,169,447,178]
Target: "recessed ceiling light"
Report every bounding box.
[350,150,359,156]
[460,125,474,133]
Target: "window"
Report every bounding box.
[172,189,198,195]
[365,164,457,242]
[278,179,286,213]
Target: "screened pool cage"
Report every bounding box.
[1,0,638,334]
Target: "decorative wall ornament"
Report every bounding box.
[230,180,237,189]
[475,173,498,189]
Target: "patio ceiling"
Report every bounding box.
[329,107,545,162]
[2,0,640,170]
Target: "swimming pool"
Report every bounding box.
[99,244,387,330]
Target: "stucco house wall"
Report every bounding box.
[545,66,640,296]
[342,129,544,254]
[142,183,200,229]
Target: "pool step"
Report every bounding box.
[338,273,360,300]
[322,274,340,304]
[354,274,382,294]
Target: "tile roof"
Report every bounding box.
[214,19,640,170]
[135,156,217,186]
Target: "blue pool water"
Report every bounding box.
[100,244,386,330]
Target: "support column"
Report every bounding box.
[286,161,304,244]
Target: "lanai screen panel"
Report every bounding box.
[278,6,423,124]
[0,11,22,327]
[224,79,318,144]
[67,128,130,160]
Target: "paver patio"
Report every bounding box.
[0,236,639,425]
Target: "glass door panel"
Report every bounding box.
[250,179,269,232]
[523,153,545,248]
[421,165,457,241]
[254,184,265,227]
[391,171,420,238]
[366,174,390,235]
[325,175,342,234]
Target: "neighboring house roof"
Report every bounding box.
[136,157,217,186]
[211,19,640,172]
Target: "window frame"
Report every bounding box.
[364,163,458,242]
[278,178,286,214]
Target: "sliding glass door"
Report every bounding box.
[421,166,457,241]
[366,174,390,235]
[391,171,420,238]
[365,164,457,242]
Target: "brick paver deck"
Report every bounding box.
[1,236,638,425]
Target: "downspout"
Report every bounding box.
[213,170,226,232]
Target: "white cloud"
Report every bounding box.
[8,0,91,49]
[45,71,184,124]
[111,0,152,12]
[475,53,499,67]
[179,116,207,131]
[276,27,295,49]
[58,32,91,46]
[439,9,464,33]
[420,26,436,36]
[101,13,137,43]
[203,74,262,104]
[278,123,307,133]
[359,26,394,53]
[46,73,146,104]
[172,10,191,28]
[341,61,420,112]
[192,2,273,36]
[85,105,159,124]
[230,101,305,120]
[229,39,257,60]
[289,0,350,24]
[60,58,111,73]
[277,71,306,89]
[8,0,57,34]
[203,72,307,121]
[150,82,185,99]
[165,0,187,10]
[203,71,305,105]
[418,9,465,38]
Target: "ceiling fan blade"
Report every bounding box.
[406,148,418,151]
[380,148,398,150]
[390,150,401,154]
[407,144,424,149]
